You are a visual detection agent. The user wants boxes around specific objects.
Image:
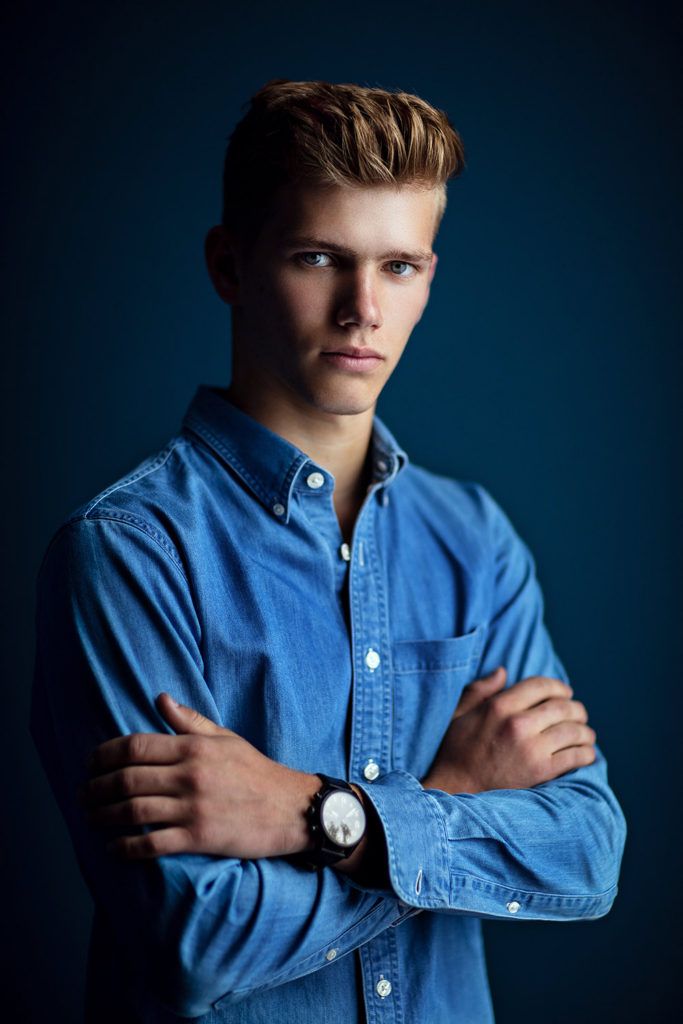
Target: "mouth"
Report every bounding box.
[320,347,385,373]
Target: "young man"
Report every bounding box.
[31,79,626,1023]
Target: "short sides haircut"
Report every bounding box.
[222,78,466,245]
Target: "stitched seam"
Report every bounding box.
[84,439,187,515]
[75,514,189,583]
[393,661,475,673]
[185,417,307,508]
[184,419,270,503]
[448,872,619,901]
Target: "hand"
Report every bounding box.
[421,667,596,794]
[79,694,321,861]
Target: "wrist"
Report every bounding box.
[282,768,322,856]
[333,784,390,887]
[421,767,477,794]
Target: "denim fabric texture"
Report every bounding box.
[31,385,626,1023]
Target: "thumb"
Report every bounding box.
[453,666,507,719]
[156,692,228,736]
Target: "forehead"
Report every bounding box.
[261,182,440,255]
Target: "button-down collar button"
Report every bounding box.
[365,648,381,671]
[506,901,521,914]
[306,471,325,489]
[340,543,351,562]
[272,503,285,517]
[376,977,392,998]
[376,458,388,474]
[325,948,338,961]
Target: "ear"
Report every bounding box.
[204,225,242,305]
[415,252,438,324]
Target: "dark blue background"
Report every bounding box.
[3,2,680,1020]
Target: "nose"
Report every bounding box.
[335,268,383,331]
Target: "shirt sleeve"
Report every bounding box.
[351,485,627,922]
[30,514,403,1019]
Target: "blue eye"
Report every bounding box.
[300,253,331,267]
[389,261,415,277]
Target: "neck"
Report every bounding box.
[224,377,376,540]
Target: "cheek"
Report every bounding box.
[386,287,428,332]
[265,278,327,330]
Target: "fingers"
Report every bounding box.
[541,721,596,754]
[81,765,184,807]
[156,693,229,736]
[453,667,507,719]
[528,697,589,732]
[108,826,193,860]
[494,676,572,716]
[86,795,182,828]
[88,732,189,776]
[549,744,597,778]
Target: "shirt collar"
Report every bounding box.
[181,385,409,523]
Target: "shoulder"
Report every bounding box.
[41,434,207,581]
[398,462,513,542]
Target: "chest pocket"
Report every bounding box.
[391,623,487,778]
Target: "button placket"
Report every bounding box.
[348,501,398,1018]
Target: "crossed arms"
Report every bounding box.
[31,508,626,1018]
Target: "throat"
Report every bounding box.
[334,459,374,544]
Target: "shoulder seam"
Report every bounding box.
[60,512,189,584]
[83,438,188,516]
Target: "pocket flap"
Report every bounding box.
[391,623,487,674]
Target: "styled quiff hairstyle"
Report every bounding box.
[222,78,465,245]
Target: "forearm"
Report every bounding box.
[355,749,626,921]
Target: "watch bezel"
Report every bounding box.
[320,788,367,848]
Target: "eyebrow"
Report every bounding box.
[282,235,434,264]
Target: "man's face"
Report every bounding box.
[221,181,439,418]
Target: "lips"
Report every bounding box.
[320,348,385,374]
[322,347,384,359]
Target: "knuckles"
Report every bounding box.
[185,762,209,792]
[119,769,138,797]
[502,713,531,741]
[126,733,148,762]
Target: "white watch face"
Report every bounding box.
[321,790,367,847]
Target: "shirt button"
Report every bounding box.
[272,503,285,517]
[340,543,351,562]
[365,648,381,671]
[306,471,325,489]
[506,901,521,914]
[376,459,388,474]
[376,977,392,998]
[325,948,338,961]
[363,759,380,781]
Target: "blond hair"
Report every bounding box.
[222,78,465,242]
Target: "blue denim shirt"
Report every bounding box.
[31,385,626,1023]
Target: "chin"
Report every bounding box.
[306,382,382,417]
[316,399,375,416]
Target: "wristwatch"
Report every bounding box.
[301,773,367,869]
